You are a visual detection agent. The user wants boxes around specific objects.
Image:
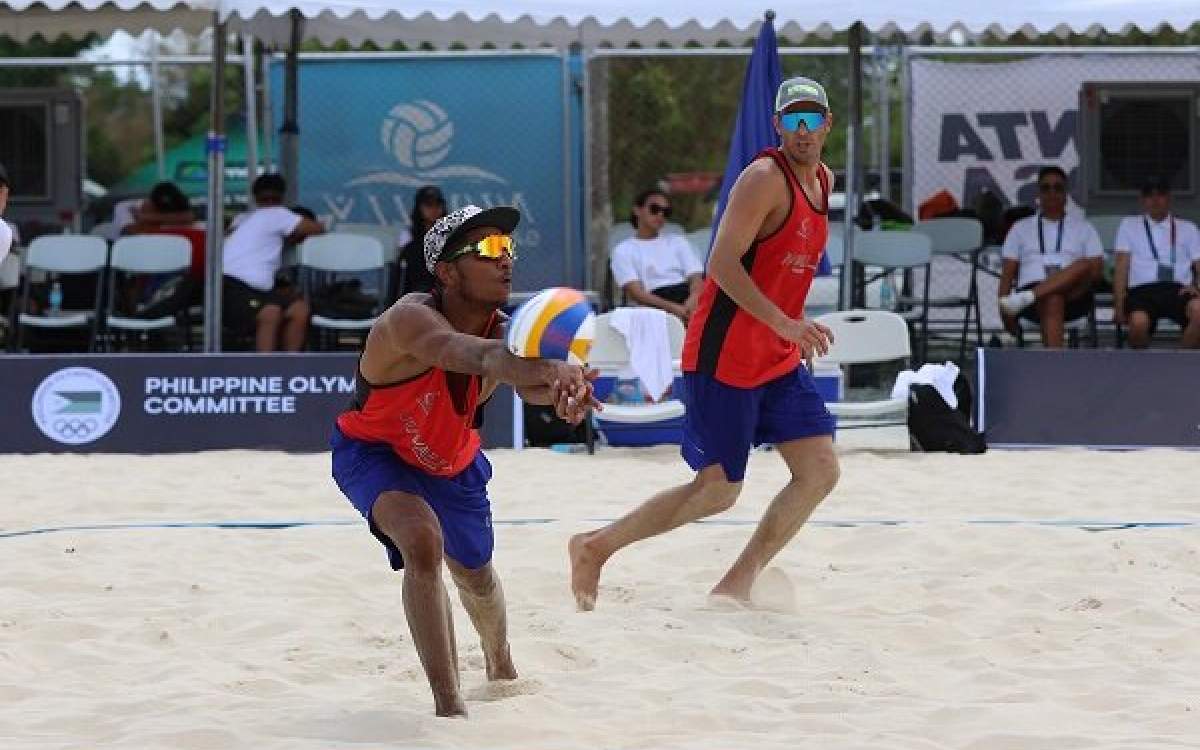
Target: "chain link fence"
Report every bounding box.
[904,48,1200,339]
[587,47,897,307]
[0,51,254,243]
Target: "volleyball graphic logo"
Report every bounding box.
[506,288,595,366]
[380,100,454,170]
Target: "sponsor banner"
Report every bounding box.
[0,354,517,453]
[272,54,579,290]
[979,349,1200,448]
[910,55,1198,212]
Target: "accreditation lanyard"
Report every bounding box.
[1037,216,1064,255]
[1142,216,1176,266]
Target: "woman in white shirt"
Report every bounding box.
[609,189,703,323]
[997,166,1103,348]
[1113,177,1200,349]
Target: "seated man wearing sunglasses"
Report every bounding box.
[997,166,1104,347]
[610,189,703,322]
[572,77,838,610]
[331,204,598,717]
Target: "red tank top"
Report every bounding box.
[336,312,497,477]
[682,148,829,387]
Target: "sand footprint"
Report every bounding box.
[465,677,543,702]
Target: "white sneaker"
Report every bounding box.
[998,289,1036,316]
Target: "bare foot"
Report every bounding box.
[709,581,753,604]
[434,695,468,718]
[485,642,518,681]
[568,532,605,611]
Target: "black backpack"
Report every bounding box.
[907,372,986,454]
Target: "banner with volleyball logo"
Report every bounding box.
[272,53,579,291]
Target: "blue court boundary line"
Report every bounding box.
[1,518,1197,540]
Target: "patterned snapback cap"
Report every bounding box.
[423,204,520,273]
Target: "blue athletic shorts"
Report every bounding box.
[679,367,835,483]
[330,426,494,571]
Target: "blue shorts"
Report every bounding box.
[330,427,494,571]
[679,367,835,482]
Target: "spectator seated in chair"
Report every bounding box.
[996,166,1103,348]
[1113,176,1200,349]
[0,162,12,267]
[610,189,703,325]
[222,173,325,352]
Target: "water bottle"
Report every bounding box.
[48,280,63,317]
[880,273,896,311]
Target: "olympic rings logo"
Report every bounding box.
[52,418,99,439]
[31,368,121,445]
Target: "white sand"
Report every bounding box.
[2,445,1199,749]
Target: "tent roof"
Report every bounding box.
[1,1,1195,46]
[0,1,213,42]
[220,1,1200,47]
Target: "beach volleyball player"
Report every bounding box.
[331,205,598,717]
[570,77,840,609]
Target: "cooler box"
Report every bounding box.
[593,375,685,446]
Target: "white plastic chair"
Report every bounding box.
[338,222,404,301]
[910,216,984,361]
[14,235,109,352]
[815,309,911,426]
[298,232,387,347]
[685,227,712,267]
[101,235,193,349]
[588,309,687,440]
[852,230,933,362]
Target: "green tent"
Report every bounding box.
[115,127,266,198]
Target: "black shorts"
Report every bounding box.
[1126,282,1189,328]
[651,281,691,304]
[222,276,300,335]
[1017,283,1094,324]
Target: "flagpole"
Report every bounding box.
[840,21,864,310]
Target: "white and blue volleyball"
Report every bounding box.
[506,288,595,365]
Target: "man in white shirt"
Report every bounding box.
[0,163,12,267]
[223,173,324,351]
[997,166,1103,348]
[610,189,703,323]
[1113,177,1200,349]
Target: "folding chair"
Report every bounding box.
[909,216,984,362]
[852,230,934,363]
[1087,214,1126,345]
[337,223,402,301]
[100,235,193,352]
[586,309,687,452]
[814,309,911,427]
[298,232,387,350]
[12,235,108,353]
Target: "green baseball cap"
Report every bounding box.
[775,76,829,113]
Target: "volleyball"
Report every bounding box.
[505,288,595,366]
[380,100,454,170]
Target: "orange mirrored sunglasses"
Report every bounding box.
[445,234,517,262]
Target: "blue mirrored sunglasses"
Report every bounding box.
[780,111,827,133]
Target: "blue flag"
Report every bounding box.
[710,16,832,276]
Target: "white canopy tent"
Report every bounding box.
[2,0,1195,350]
[4,1,1194,48]
[215,1,1198,47]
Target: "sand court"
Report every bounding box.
[2,447,1198,749]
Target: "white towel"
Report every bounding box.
[890,361,960,410]
[608,307,674,402]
